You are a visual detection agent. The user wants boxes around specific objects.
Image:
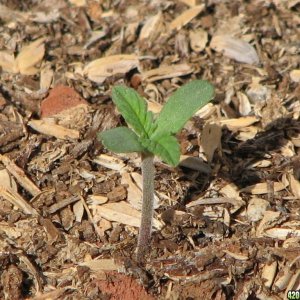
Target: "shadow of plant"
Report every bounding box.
[221,116,299,189]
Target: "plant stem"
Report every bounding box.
[136,152,155,263]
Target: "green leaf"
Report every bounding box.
[98,127,145,153]
[112,86,155,137]
[151,80,214,138]
[140,134,180,166]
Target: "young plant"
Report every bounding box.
[98,80,214,262]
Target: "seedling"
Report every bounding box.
[98,80,214,262]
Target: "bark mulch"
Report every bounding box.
[0,0,299,299]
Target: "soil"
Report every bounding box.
[0,0,299,299]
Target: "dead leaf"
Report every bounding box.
[210,35,259,65]
[83,54,139,83]
[16,37,46,75]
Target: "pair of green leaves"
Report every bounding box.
[98,80,214,166]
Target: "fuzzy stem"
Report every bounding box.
[136,152,155,263]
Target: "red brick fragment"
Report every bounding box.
[40,85,88,118]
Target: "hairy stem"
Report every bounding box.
[136,152,155,263]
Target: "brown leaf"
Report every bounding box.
[84,54,139,83]
[16,37,46,75]
[210,35,259,65]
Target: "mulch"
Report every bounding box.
[0,0,299,299]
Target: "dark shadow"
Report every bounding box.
[180,115,300,206]
[219,116,299,189]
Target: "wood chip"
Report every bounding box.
[0,186,39,216]
[288,173,300,198]
[241,180,289,195]
[169,5,205,31]
[73,201,84,222]
[264,228,300,240]
[147,100,162,114]
[142,64,193,82]
[210,35,260,65]
[28,119,80,140]
[87,195,108,205]
[200,122,222,162]
[179,155,211,174]
[223,250,249,261]
[93,154,125,171]
[0,51,18,73]
[0,169,17,191]
[121,172,142,210]
[69,0,86,7]
[83,54,139,83]
[219,116,259,130]
[94,201,163,230]
[237,92,252,116]
[189,28,208,52]
[247,197,270,222]
[261,261,278,288]
[40,63,54,92]
[79,258,120,273]
[39,217,61,244]
[256,211,286,237]
[139,12,164,41]
[290,69,300,83]
[0,154,41,196]
[187,196,245,214]
[178,0,198,7]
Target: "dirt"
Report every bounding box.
[0,0,299,299]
